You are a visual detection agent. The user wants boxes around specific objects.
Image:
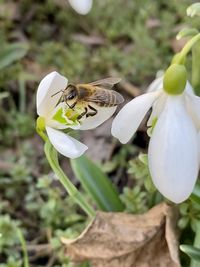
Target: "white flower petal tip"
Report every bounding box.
[111,91,160,144]
[68,0,92,15]
[37,71,68,117]
[79,106,117,130]
[46,127,88,159]
[148,96,199,203]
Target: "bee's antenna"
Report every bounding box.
[51,90,64,98]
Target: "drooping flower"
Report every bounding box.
[36,71,117,158]
[112,64,200,203]
[187,3,200,17]
[68,0,92,15]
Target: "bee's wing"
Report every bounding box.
[85,88,124,105]
[89,77,121,90]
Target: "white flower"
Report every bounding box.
[68,0,92,15]
[37,71,116,158]
[187,3,200,17]
[112,76,200,203]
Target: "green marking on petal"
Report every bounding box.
[147,117,158,137]
[52,105,85,126]
[52,108,67,124]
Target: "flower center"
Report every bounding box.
[52,103,85,126]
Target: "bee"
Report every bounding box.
[52,77,124,120]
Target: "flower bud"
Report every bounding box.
[163,64,187,95]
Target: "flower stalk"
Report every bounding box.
[174,33,200,65]
[192,40,200,96]
[44,140,95,218]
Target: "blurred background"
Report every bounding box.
[0,0,198,266]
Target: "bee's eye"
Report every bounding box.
[68,95,74,100]
[67,90,76,100]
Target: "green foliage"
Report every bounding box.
[0,257,22,267]
[120,186,147,214]
[0,215,21,254]
[0,144,87,265]
[180,245,200,262]
[120,154,162,214]
[179,203,200,232]
[0,43,28,70]
[0,111,35,146]
[178,185,200,232]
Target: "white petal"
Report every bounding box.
[46,126,88,158]
[111,91,161,144]
[148,96,199,203]
[185,81,195,94]
[37,72,68,117]
[68,0,92,15]
[147,92,167,126]
[185,92,200,130]
[79,106,117,130]
[147,76,163,93]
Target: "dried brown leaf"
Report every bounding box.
[62,203,180,267]
[146,18,161,29]
[72,34,105,46]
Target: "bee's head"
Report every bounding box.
[63,84,78,107]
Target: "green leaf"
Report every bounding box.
[0,43,29,70]
[190,182,200,205]
[180,245,200,261]
[71,156,125,212]
[178,217,189,229]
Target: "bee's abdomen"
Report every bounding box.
[98,90,124,107]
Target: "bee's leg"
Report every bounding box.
[86,105,97,117]
[77,107,88,120]
[67,102,77,110]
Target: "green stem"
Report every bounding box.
[192,40,200,96]
[176,33,200,64]
[190,222,200,267]
[36,127,48,142]
[19,78,26,113]
[44,140,95,218]
[16,228,29,267]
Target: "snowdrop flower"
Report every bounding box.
[187,3,200,17]
[68,0,92,15]
[112,64,200,203]
[37,71,116,158]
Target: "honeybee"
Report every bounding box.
[52,77,124,120]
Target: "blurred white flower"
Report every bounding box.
[112,75,200,203]
[37,71,116,158]
[187,3,200,17]
[68,0,92,15]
